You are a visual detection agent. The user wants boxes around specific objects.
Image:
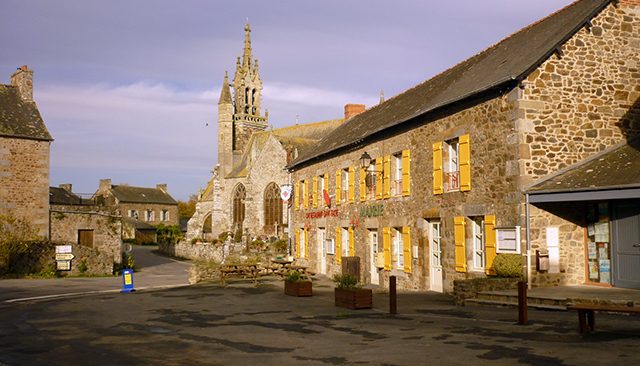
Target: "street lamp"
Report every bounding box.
[359,151,373,170]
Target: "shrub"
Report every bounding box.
[286,270,303,282]
[77,260,88,274]
[332,274,359,289]
[271,239,288,254]
[191,238,200,244]
[251,239,265,251]
[156,224,183,244]
[492,254,523,278]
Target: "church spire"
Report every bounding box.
[218,71,232,105]
[242,23,252,69]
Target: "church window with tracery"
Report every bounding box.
[232,183,246,228]
[264,182,283,233]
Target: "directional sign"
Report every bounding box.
[56,260,71,271]
[55,253,75,261]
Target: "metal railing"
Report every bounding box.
[444,171,460,192]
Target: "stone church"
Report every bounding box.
[186,24,346,241]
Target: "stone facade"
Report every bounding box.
[0,66,52,238]
[288,1,640,292]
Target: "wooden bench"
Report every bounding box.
[220,264,258,285]
[567,303,640,333]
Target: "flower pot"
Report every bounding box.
[334,287,372,309]
[284,280,313,297]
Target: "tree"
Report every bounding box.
[177,194,197,220]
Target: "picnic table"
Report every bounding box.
[220,263,258,285]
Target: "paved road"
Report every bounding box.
[1,275,639,365]
[0,245,191,303]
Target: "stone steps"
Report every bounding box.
[464,291,568,311]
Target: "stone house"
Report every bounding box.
[287,0,640,292]
[187,24,344,241]
[50,184,123,272]
[94,178,178,242]
[0,65,53,238]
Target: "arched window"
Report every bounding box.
[232,184,246,229]
[264,182,283,234]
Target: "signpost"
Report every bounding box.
[55,245,74,271]
[121,268,136,293]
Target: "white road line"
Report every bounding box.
[4,283,191,303]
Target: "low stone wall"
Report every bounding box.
[453,277,521,306]
[159,241,245,263]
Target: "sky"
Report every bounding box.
[0,0,575,201]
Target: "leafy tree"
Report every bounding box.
[177,194,197,220]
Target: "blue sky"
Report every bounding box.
[0,0,574,200]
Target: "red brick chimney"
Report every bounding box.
[10,65,33,102]
[620,0,640,7]
[344,104,366,120]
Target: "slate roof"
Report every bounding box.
[526,136,640,194]
[49,187,84,205]
[288,0,612,170]
[111,185,177,205]
[123,217,157,230]
[0,84,52,141]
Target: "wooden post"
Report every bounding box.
[389,275,397,314]
[518,280,528,325]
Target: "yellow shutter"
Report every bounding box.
[484,215,496,275]
[294,182,300,210]
[383,227,392,270]
[454,216,467,272]
[402,226,412,273]
[335,227,342,265]
[312,176,318,209]
[402,150,411,196]
[335,170,342,205]
[383,155,391,199]
[348,167,355,203]
[348,226,355,256]
[324,174,329,207]
[459,134,471,192]
[375,158,383,200]
[295,228,301,258]
[303,180,309,209]
[359,167,366,202]
[304,229,309,259]
[433,142,443,195]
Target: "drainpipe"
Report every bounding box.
[525,193,532,290]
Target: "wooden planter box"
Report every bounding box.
[334,288,372,309]
[284,280,313,297]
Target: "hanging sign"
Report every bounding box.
[323,189,331,207]
[280,184,292,201]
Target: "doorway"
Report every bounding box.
[369,230,379,285]
[612,201,640,289]
[428,220,443,293]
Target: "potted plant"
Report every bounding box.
[284,270,313,297]
[333,274,372,309]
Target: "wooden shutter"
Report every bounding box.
[324,174,329,207]
[78,230,94,248]
[383,227,392,270]
[294,182,300,210]
[335,227,342,265]
[348,226,355,256]
[295,228,301,258]
[303,180,309,209]
[484,215,496,275]
[454,216,467,272]
[433,142,443,195]
[459,134,471,192]
[401,150,411,196]
[383,155,391,199]
[312,176,318,209]
[336,170,342,205]
[402,226,412,273]
[375,158,383,200]
[304,229,309,259]
[348,167,355,203]
[359,167,366,202]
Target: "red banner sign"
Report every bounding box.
[305,209,339,219]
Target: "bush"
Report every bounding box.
[77,260,88,274]
[156,224,183,244]
[492,254,523,278]
[251,239,265,251]
[218,231,231,243]
[286,270,303,282]
[332,274,359,289]
[271,239,288,254]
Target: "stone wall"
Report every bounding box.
[117,202,178,227]
[0,137,50,238]
[159,240,246,263]
[50,205,123,264]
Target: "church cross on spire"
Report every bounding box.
[242,23,252,69]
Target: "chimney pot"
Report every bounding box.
[344,104,366,120]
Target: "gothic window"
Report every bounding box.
[264,182,283,233]
[232,183,246,228]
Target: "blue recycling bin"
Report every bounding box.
[121,268,135,293]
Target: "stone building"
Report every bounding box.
[287,0,640,292]
[50,184,123,272]
[0,65,53,238]
[94,178,178,242]
[187,24,344,240]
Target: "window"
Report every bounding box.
[264,182,283,234]
[300,228,306,258]
[299,180,306,209]
[392,227,404,269]
[326,238,335,255]
[471,217,485,271]
[128,210,138,219]
[444,138,460,192]
[341,168,349,204]
[161,210,170,221]
[429,220,442,268]
[317,174,325,207]
[232,183,246,229]
[341,227,349,257]
[78,229,94,248]
[366,164,376,200]
[392,153,402,196]
[145,210,154,221]
[434,135,470,194]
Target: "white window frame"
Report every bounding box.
[367,164,376,200]
[341,227,349,256]
[145,210,154,222]
[393,152,402,196]
[429,220,442,268]
[161,209,170,221]
[299,180,306,209]
[392,227,404,269]
[299,229,306,257]
[129,210,138,219]
[318,174,325,207]
[326,239,335,255]
[341,168,349,203]
[472,217,485,270]
[444,138,460,192]
[497,226,521,254]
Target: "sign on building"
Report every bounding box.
[496,226,521,254]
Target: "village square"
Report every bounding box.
[1,0,640,364]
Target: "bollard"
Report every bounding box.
[517,280,527,325]
[389,275,397,314]
[121,268,136,293]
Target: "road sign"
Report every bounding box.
[56,245,72,254]
[55,253,75,261]
[280,184,292,201]
[56,260,71,271]
[121,269,136,293]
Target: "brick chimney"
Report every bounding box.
[344,104,366,120]
[99,179,112,192]
[59,184,73,192]
[620,0,640,7]
[156,183,168,193]
[10,65,33,102]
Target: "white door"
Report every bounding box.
[318,228,326,275]
[370,230,379,285]
[429,221,443,293]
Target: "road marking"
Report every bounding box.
[3,284,190,303]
